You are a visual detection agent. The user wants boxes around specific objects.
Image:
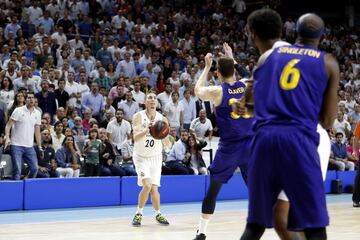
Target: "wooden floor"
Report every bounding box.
[0,201,358,240]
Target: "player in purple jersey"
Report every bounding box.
[239,10,339,240]
[192,49,253,240]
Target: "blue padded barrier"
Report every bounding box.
[24,177,121,210]
[0,181,24,211]
[205,174,248,200]
[324,170,337,193]
[121,175,206,205]
[337,171,356,192]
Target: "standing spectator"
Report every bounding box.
[4,92,42,180]
[164,91,184,136]
[119,91,139,122]
[13,67,37,93]
[181,89,196,130]
[132,81,146,109]
[54,78,69,112]
[106,108,131,153]
[329,132,355,171]
[157,83,172,112]
[51,121,65,153]
[96,41,112,69]
[51,26,67,47]
[8,92,25,117]
[35,129,59,178]
[83,128,102,177]
[140,63,157,89]
[0,76,15,109]
[27,1,43,25]
[55,135,81,178]
[95,67,113,93]
[4,16,21,40]
[82,82,105,122]
[165,129,193,175]
[35,80,57,116]
[115,52,136,79]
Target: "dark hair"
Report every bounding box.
[247,9,283,40]
[116,108,124,114]
[335,132,344,138]
[217,58,234,78]
[1,76,13,90]
[54,121,63,129]
[171,91,179,97]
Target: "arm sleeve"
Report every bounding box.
[234,63,251,78]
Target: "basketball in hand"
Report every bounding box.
[150,120,170,140]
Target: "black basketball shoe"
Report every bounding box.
[132,213,143,226]
[155,213,170,225]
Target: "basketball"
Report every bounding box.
[150,120,170,140]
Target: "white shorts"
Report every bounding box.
[133,154,163,187]
[278,125,331,201]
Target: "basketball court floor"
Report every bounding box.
[0,194,358,240]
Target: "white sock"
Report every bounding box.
[198,217,210,235]
[136,207,143,215]
[155,209,161,215]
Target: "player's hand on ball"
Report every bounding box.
[232,97,246,116]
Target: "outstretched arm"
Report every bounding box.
[194,53,222,106]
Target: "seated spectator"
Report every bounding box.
[329,132,355,171]
[190,109,213,141]
[35,130,59,178]
[98,128,127,176]
[120,132,138,176]
[347,136,359,167]
[55,135,81,178]
[186,133,208,175]
[83,128,102,177]
[165,129,194,175]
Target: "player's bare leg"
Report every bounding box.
[132,178,152,226]
[150,185,169,225]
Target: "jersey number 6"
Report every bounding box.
[279,59,301,90]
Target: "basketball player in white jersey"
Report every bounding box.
[131,91,171,227]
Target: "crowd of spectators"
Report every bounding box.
[0,0,359,180]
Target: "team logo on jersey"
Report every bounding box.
[140,172,145,177]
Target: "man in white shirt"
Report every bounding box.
[27,1,43,24]
[132,81,146,109]
[190,109,213,141]
[339,91,356,113]
[51,26,67,47]
[157,83,172,112]
[106,108,131,151]
[65,71,81,107]
[164,91,184,137]
[5,92,42,180]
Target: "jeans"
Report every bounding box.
[100,165,126,177]
[11,145,38,180]
[121,164,137,176]
[165,161,194,175]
